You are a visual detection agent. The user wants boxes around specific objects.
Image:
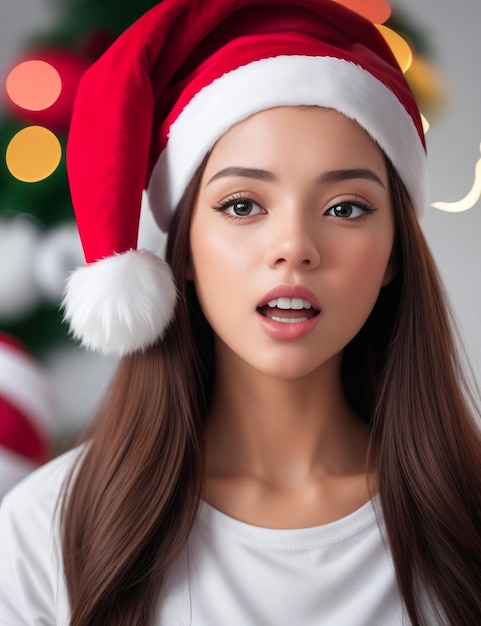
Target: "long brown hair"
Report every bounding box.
[367,163,481,625]
[62,158,481,625]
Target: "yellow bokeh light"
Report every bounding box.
[421,114,430,134]
[376,24,413,73]
[405,55,444,112]
[432,144,481,213]
[6,126,62,183]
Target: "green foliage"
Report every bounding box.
[0,304,70,359]
[49,0,159,42]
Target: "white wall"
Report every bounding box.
[0,0,57,98]
[393,0,481,381]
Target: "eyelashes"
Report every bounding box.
[213,194,264,219]
[325,200,377,220]
[213,194,377,222]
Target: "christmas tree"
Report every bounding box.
[0,0,159,357]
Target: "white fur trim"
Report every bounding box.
[62,250,177,356]
[0,344,55,436]
[148,55,428,221]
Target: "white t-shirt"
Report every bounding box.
[0,449,409,625]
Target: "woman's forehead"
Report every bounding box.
[203,106,387,185]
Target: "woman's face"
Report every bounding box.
[188,107,395,380]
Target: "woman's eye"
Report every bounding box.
[325,201,374,220]
[216,198,263,218]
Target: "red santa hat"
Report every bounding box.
[0,334,54,496]
[64,0,427,357]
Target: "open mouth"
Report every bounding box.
[257,297,320,324]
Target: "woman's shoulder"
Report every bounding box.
[0,447,83,625]
[1,445,83,518]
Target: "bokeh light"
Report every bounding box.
[376,24,413,73]
[332,0,391,24]
[405,55,444,115]
[432,146,481,213]
[6,126,62,183]
[421,114,430,134]
[6,60,62,111]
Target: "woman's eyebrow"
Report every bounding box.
[207,166,385,188]
[317,168,386,188]
[207,166,278,185]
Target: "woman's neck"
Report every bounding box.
[204,350,375,527]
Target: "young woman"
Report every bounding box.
[1,1,481,625]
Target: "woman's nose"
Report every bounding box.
[265,210,321,270]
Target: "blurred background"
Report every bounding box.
[0,0,480,460]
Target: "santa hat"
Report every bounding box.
[0,334,54,496]
[64,0,427,357]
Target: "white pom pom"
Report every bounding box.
[62,250,177,356]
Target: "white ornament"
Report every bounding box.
[0,216,42,319]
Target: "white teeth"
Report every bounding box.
[277,297,290,309]
[266,298,312,310]
[291,297,305,310]
[270,316,309,323]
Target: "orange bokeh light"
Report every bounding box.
[332,0,391,24]
[6,60,62,112]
